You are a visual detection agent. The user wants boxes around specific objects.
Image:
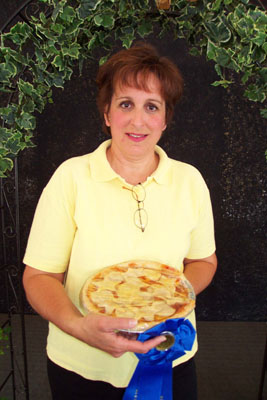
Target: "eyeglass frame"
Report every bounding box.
[123,183,148,232]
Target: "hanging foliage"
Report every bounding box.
[0,0,266,176]
[0,326,9,355]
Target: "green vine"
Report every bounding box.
[0,326,11,399]
[0,326,9,355]
[0,326,10,400]
[0,0,266,176]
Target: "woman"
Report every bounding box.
[23,43,217,400]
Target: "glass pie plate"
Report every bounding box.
[80,260,195,335]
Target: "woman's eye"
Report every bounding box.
[120,101,132,109]
[147,104,158,112]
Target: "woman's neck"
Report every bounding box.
[106,146,159,185]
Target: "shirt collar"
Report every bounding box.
[90,139,172,185]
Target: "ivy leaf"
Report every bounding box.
[119,0,127,14]
[0,158,13,177]
[45,69,71,88]
[256,14,267,28]
[4,48,29,69]
[51,0,67,21]
[207,41,238,71]
[137,21,153,38]
[39,12,47,26]
[22,99,35,114]
[5,132,23,154]
[238,43,253,65]
[0,127,12,143]
[99,55,109,66]
[260,109,267,119]
[17,80,47,113]
[259,68,267,82]
[51,23,64,34]
[121,34,135,49]
[116,26,135,49]
[18,80,34,96]
[214,63,223,79]
[210,0,222,12]
[189,47,201,57]
[60,6,76,23]
[6,22,32,46]
[94,14,115,29]
[3,53,18,76]
[10,22,30,36]
[251,46,266,64]
[241,70,252,84]
[207,40,217,61]
[0,105,17,126]
[211,79,233,88]
[0,64,13,83]
[52,55,65,71]
[62,43,81,59]
[87,34,98,51]
[244,84,266,102]
[65,19,83,35]
[251,31,266,47]
[16,113,36,130]
[235,16,254,38]
[204,19,231,44]
[78,0,102,19]
[261,40,267,53]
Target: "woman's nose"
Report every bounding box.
[130,108,145,128]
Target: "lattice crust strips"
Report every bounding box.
[80,260,195,332]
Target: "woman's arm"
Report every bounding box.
[23,265,165,357]
[183,253,217,295]
[23,266,82,331]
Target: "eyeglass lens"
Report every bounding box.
[132,184,148,232]
[132,184,146,202]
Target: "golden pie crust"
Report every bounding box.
[80,260,195,331]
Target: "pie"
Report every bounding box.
[80,260,195,331]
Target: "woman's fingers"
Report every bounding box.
[80,314,166,358]
[117,334,166,354]
[99,315,138,332]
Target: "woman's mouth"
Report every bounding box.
[126,133,147,142]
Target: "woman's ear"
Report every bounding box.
[104,107,110,127]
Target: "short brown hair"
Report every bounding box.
[96,43,183,134]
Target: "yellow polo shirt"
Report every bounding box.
[23,139,216,387]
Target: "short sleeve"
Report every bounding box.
[23,162,77,272]
[185,177,216,260]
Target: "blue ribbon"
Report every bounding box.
[123,318,196,400]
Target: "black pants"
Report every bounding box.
[47,357,198,400]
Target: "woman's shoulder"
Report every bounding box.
[169,157,204,180]
[56,140,109,175]
[59,153,92,170]
[45,153,94,191]
[167,158,211,198]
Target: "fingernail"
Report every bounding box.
[128,319,137,328]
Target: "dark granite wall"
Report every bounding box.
[1,3,266,321]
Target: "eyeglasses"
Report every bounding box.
[123,183,148,232]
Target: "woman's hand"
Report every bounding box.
[74,313,165,358]
[23,265,165,358]
[75,314,165,357]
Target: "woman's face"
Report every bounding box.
[104,74,166,161]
